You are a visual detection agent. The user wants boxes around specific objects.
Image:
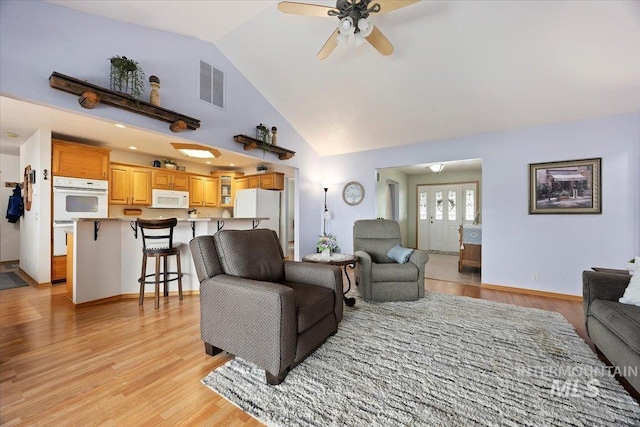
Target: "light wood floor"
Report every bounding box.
[0,269,604,426]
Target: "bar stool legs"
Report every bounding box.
[138,252,183,309]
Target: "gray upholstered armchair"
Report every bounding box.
[189,229,343,385]
[353,219,429,302]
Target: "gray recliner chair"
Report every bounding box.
[190,229,343,385]
[353,219,429,302]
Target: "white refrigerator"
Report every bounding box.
[233,188,281,235]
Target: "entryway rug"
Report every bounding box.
[202,293,640,426]
[0,272,28,290]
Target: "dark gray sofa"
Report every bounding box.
[583,271,640,393]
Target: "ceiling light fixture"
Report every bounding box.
[171,142,221,159]
[4,132,19,138]
[429,163,445,174]
[114,123,126,129]
[128,146,137,150]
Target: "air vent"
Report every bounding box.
[200,60,224,109]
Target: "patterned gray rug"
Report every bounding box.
[0,272,28,290]
[202,293,640,426]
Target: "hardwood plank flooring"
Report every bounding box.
[0,270,625,426]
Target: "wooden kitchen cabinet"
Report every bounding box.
[235,177,248,191]
[259,172,285,190]
[189,175,218,207]
[151,169,189,191]
[211,171,244,207]
[52,139,111,180]
[52,255,66,283]
[109,163,151,205]
[237,172,285,191]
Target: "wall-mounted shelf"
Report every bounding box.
[233,134,295,160]
[49,72,201,133]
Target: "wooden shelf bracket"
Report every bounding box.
[233,134,295,160]
[49,72,201,132]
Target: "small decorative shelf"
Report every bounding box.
[49,72,201,132]
[233,135,295,160]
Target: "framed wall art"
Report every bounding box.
[529,158,601,214]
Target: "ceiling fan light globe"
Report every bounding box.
[358,18,373,37]
[339,16,354,34]
[354,33,366,47]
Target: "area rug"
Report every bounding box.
[0,272,28,290]
[202,293,640,426]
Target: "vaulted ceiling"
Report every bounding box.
[22,1,640,158]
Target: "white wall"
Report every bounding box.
[19,129,52,283]
[0,153,21,261]
[321,113,640,296]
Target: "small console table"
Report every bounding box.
[303,253,357,307]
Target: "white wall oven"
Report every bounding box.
[52,176,108,256]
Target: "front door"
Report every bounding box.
[429,185,462,252]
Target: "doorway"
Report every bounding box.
[417,182,478,252]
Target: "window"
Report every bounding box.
[419,192,427,220]
[435,191,443,220]
[465,189,475,221]
[448,190,456,221]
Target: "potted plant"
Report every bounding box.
[256,163,268,174]
[163,159,177,169]
[108,55,145,102]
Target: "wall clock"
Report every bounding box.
[342,181,365,206]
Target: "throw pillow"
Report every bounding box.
[387,245,414,264]
[620,272,640,307]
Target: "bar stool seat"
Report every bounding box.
[137,218,183,309]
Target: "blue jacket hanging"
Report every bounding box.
[6,184,23,223]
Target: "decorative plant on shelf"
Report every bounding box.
[108,55,145,102]
[163,159,177,169]
[256,123,272,157]
[256,163,268,173]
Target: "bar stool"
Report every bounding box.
[137,218,183,309]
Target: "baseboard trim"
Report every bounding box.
[74,295,122,309]
[481,283,582,301]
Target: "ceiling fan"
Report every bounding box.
[278,0,419,59]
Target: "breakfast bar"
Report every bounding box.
[68,217,268,305]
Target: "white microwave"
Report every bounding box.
[151,189,190,209]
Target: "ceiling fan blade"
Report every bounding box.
[374,0,420,14]
[317,28,340,60]
[278,1,336,17]
[365,25,394,55]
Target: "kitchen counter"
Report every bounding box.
[67,216,273,305]
[72,216,269,222]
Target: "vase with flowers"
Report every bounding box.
[317,234,339,260]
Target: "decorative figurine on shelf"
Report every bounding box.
[271,126,278,146]
[149,75,160,106]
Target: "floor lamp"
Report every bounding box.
[323,187,331,235]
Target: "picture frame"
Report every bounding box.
[529,158,601,214]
